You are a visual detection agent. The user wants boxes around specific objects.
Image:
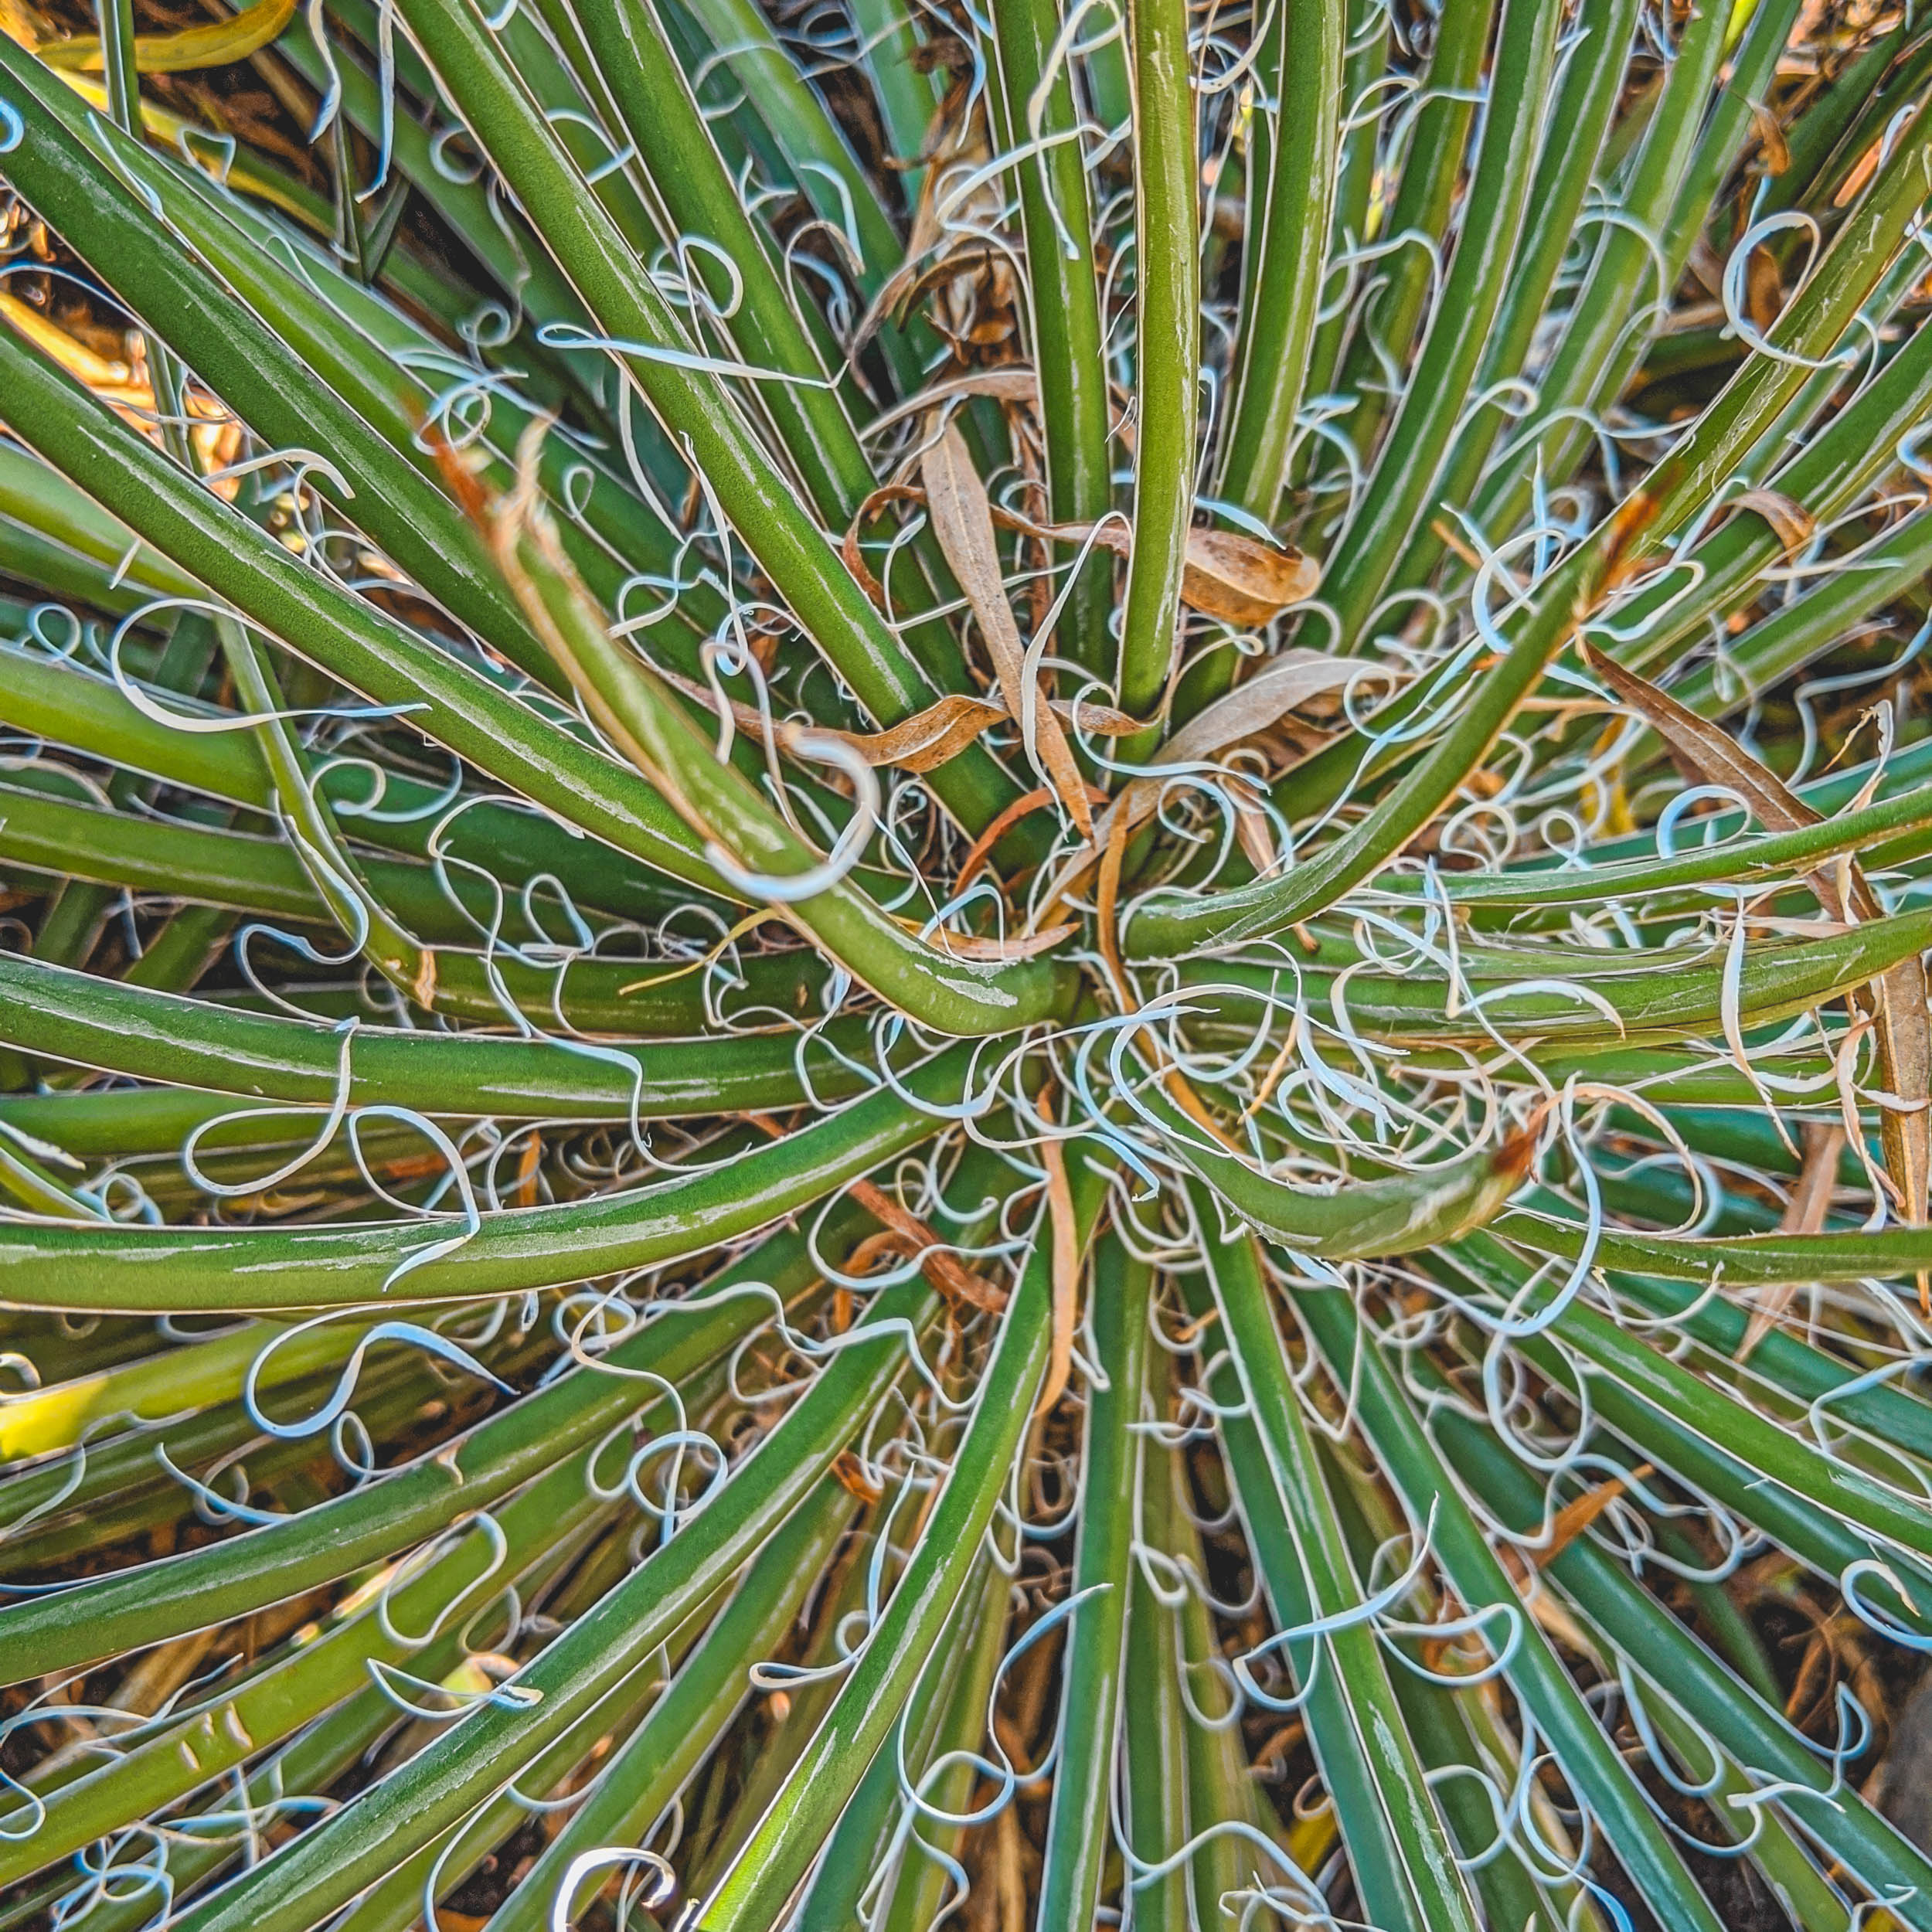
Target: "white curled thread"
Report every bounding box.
[376,1512,515,1649]
[108,600,418,736]
[243,1316,512,1441]
[1720,211,1857,370]
[181,1020,359,1199]
[533,321,838,389]
[702,725,882,903]
[549,1848,674,1931]
[350,1109,487,1292]
[365,1655,540,1719]
[1230,1502,1442,1714]
[5,5,1928,1917]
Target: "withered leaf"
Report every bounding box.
[1158,650,1396,770]
[1179,528,1321,625]
[31,0,294,70]
[915,917,1079,961]
[662,675,1137,780]
[1035,1128,1079,1417]
[1740,1121,1845,1358]
[1587,641,1928,1227]
[919,421,1094,842]
[848,1179,1005,1314]
[1032,649,1398,913]
[1107,650,1399,842]
[1531,1465,1651,1569]
[866,367,1039,442]
[1732,486,1815,555]
[1750,100,1791,175]
[995,506,1320,627]
[845,694,1009,773]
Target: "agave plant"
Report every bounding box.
[4,0,1932,1923]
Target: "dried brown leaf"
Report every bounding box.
[1732,486,1815,555]
[848,1178,1006,1314]
[1233,793,1279,873]
[1750,100,1791,175]
[917,919,1078,961]
[1878,947,1932,1237]
[865,368,1040,443]
[1161,650,1397,768]
[1056,696,1145,736]
[852,187,946,361]
[954,784,1108,895]
[1745,247,1784,335]
[1035,1126,1079,1417]
[1030,651,1400,919]
[1835,136,1883,209]
[661,665,1129,783]
[1587,642,1929,1226]
[1740,1121,1845,1357]
[919,420,1093,842]
[1583,641,1825,872]
[840,481,925,609]
[854,74,1003,355]
[992,506,1320,626]
[1092,651,1400,855]
[1179,528,1322,625]
[1532,1464,1651,1570]
[831,1450,886,1504]
[845,694,1009,772]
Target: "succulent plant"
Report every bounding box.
[3,0,1932,1926]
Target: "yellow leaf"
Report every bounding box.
[35,0,294,74]
[0,288,129,389]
